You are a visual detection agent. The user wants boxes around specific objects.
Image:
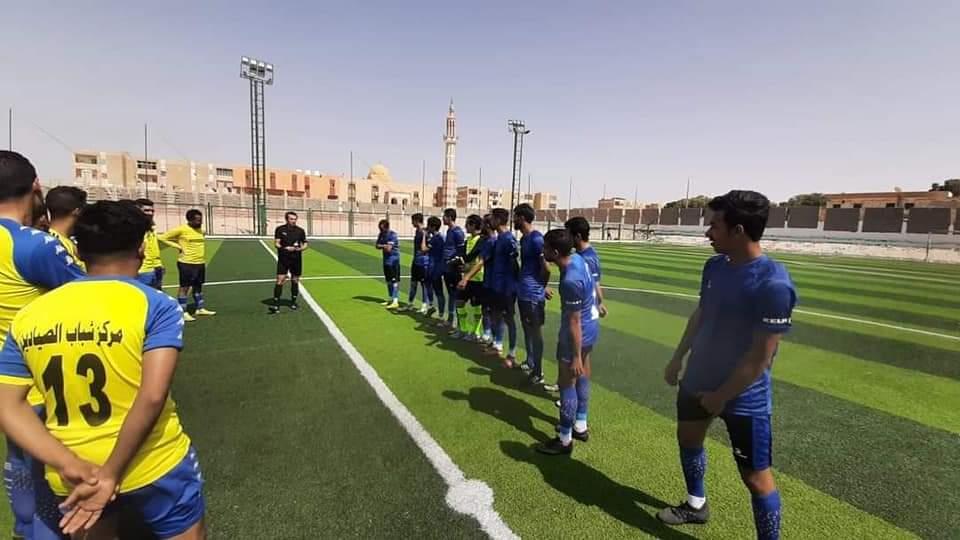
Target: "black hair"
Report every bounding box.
[466,214,482,230]
[185,209,202,221]
[543,228,574,257]
[0,151,37,202]
[285,211,298,219]
[135,198,154,207]
[45,186,87,220]
[411,212,424,225]
[491,208,509,227]
[31,192,48,231]
[443,208,457,221]
[378,219,390,229]
[481,214,494,234]
[427,216,442,230]
[75,200,151,264]
[513,203,535,224]
[707,190,770,242]
[564,216,590,241]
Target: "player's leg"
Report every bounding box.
[127,446,206,540]
[155,267,165,290]
[726,415,780,540]
[443,272,458,326]
[469,286,483,341]
[657,390,714,525]
[387,263,400,309]
[421,271,433,314]
[573,347,592,439]
[407,264,419,309]
[176,263,195,322]
[289,256,302,308]
[503,295,518,365]
[381,264,392,305]
[431,274,445,318]
[270,256,289,313]
[536,349,578,455]
[4,437,36,540]
[194,266,215,316]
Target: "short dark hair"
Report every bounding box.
[564,216,590,242]
[443,208,457,221]
[411,212,424,225]
[135,198,154,207]
[491,208,509,227]
[427,216,442,229]
[0,151,37,202]
[708,190,770,242]
[45,186,87,220]
[481,214,494,233]
[513,203,535,224]
[75,201,151,264]
[378,219,390,229]
[466,214,482,230]
[31,192,48,230]
[185,209,202,221]
[285,211,298,219]
[544,228,574,257]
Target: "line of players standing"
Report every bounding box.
[375,204,604,456]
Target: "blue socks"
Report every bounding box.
[574,377,590,431]
[408,281,418,303]
[752,491,781,540]
[558,386,578,443]
[178,296,188,310]
[193,293,204,308]
[680,446,707,501]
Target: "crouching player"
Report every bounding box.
[0,200,206,539]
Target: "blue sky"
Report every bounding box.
[2,0,958,206]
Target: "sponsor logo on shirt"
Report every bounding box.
[762,317,791,325]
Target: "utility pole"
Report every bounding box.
[568,177,573,211]
[420,159,425,213]
[685,177,691,208]
[144,123,149,198]
[478,166,483,210]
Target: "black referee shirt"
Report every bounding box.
[275,224,307,256]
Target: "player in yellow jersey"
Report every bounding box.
[158,209,215,322]
[0,152,86,540]
[46,186,88,272]
[135,199,165,290]
[0,200,206,539]
[457,215,487,342]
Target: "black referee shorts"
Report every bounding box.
[277,254,303,277]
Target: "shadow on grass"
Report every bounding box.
[443,388,554,442]
[500,441,696,539]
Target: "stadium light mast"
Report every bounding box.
[240,56,274,236]
[507,120,530,216]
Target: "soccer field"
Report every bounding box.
[2,238,958,539]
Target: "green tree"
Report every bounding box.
[786,193,827,207]
[664,195,711,208]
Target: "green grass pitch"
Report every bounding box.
[2,238,957,538]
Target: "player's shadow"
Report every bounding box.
[259,297,294,307]
[500,441,697,539]
[443,388,554,442]
[352,295,389,304]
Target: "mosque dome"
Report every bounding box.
[367,164,392,182]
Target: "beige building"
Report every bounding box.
[598,197,636,209]
[824,190,957,209]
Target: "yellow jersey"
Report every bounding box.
[139,229,163,272]
[158,225,205,265]
[0,277,189,495]
[466,234,484,282]
[49,228,85,272]
[0,219,85,405]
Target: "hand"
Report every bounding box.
[697,391,726,416]
[598,304,608,318]
[544,288,554,300]
[664,358,682,386]
[457,279,467,290]
[571,357,585,378]
[284,246,296,252]
[58,465,117,535]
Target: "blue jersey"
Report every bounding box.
[558,253,599,353]
[428,231,446,277]
[480,235,496,289]
[376,230,399,265]
[412,229,430,268]
[443,225,466,265]
[579,246,602,284]
[681,255,797,416]
[491,230,519,295]
[518,230,545,302]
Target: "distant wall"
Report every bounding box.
[766,207,787,228]
[787,206,819,229]
[824,208,860,232]
[659,207,679,225]
[862,208,903,233]
[680,208,702,226]
[907,208,951,234]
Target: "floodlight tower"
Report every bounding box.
[240,56,274,236]
[507,120,530,216]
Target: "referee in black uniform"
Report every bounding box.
[270,211,308,313]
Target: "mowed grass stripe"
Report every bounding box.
[307,277,912,539]
[184,249,485,538]
[592,294,960,433]
[535,300,956,538]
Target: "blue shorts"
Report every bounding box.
[100,447,205,539]
[556,344,593,364]
[5,406,65,540]
[676,388,773,471]
[137,267,165,290]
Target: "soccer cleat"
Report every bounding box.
[657,502,710,525]
[554,424,589,442]
[554,399,561,408]
[419,305,429,314]
[535,437,573,456]
[380,300,391,306]
[450,330,464,339]
[386,300,400,309]
[268,305,280,315]
[183,312,196,322]
[290,303,298,311]
[519,363,533,375]
[543,383,559,392]
[524,373,545,387]
[196,308,216,316]
[425,306,437,317]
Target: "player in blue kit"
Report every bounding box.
[405,213,433,314]
[658,190,796,540]
[565,217,607,318]
[375,219,400,309]
[478,215,498,346]
[536,228,599,455]
[488,208,519,365]
[426,217,446,319]
[441,208,466,330]
[513,204,550,386]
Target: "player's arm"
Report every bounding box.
[298,231,309,251]
[664,306,701,385]
[567,307,584,377]
[157,227,182,251]
[709,331,781,407]
[274,227,283,249]
[19,235,86,288]
[419,231,428,254]
[459,258,483,288]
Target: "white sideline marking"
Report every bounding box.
[602,285,960,342]
[160,275,382,289]
[255,240,517,539]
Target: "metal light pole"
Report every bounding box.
[507,120,530,216]
[241,56,274,236]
